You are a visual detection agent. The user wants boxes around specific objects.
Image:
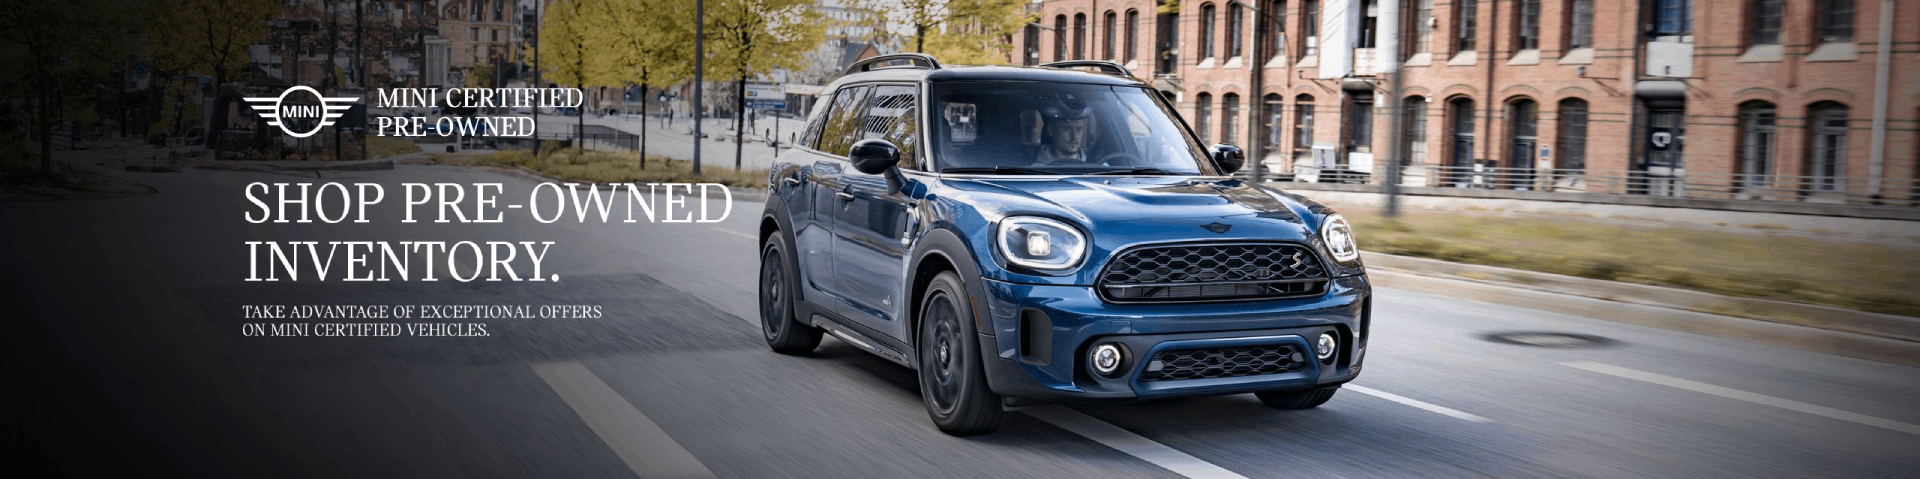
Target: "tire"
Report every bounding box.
[760,233,821,354]
[1255,386,1339,409]
[916,271,1004,435]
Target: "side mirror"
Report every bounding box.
[848,138,906,193]
[1209,144,1245,174]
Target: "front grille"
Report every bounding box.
[1099,243,1328,302]
[1139,345,1307,382]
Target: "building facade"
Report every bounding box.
[1014,0,1920,204]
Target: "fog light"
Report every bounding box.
[1316,333,1337,361]
[1090,343,1124,377]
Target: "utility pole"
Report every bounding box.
[1241,1,1264,183]
[532,0,541,156]
[693,0,704,175]
[329,1,340,161]
[1381,0,1405,217]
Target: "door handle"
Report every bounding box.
[835,191,855,201]
[782,177,801,186]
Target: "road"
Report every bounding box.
[6,161,1919,478]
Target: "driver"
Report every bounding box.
[1029,94,1097,166]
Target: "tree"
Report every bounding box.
[593,0,694,168]
[148,0,276,152]
[705,0,824,170]
[0,0,132,172]
[540,0,596,147]
[918,0,1027,65]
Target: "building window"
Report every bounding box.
[1557,99,1588,172]
[1517,0,1541,50]
[1196,93,1214,142]
[1347,96,1374,153]
[1024,24,1041,65]
[1652,0,1691,37]
[1567,0,1594,49]
[1302,0,1319,56]
[1264,93,1285,154]
[1749,0,1782,45]
[470,27,479,41]
[1074,14,1087,59]
[1402,97,1428,166]
[1055,15,1067,61]
[1269,0,1288,60]
[1808,103,1849,191]
[1125,10,1139,62]
[1817,0,1854,43]
[1410,0,1433,56]
[1456,0,1477,52]
[1294,94,1316,152]
[1104,11,1117,60]
[1223,93,1241,144]
[1227,3,1244,58]
[1449,98,1475,168]
[1507,99,1539,190]
[1736,101,1775,189]
[1200,3,1216,59]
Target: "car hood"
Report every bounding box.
[948,176,1328,242]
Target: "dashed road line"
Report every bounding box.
[710,226,756,240]
[1562,361,1920,436]
[531,361,717,478]
[1024,405,1249,479]
[1347,385,1496,423]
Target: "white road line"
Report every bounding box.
[1024,405,1248,479]
[709,226,756,240]
[1347,385,1496,423]
[530,361,717,478]
[1561,361,1920,436]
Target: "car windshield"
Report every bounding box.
[930,82,1215,175]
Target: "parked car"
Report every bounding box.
[757,54,1370,435]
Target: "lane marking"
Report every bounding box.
[531,361,717,478]
[1561,361,1920,436]
[1347,385,1496,423]
[1024,405,1248,479]
[709,226,756,240]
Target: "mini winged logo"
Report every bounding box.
[244,86,357,138]
[1201,222,1232,234]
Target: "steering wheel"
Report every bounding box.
[1095,151,1143,167]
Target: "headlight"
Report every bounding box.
[996,216,1087,271]
[1321,214,1359,264]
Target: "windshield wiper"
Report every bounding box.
[941,166,1061,175]
[1086,167,1181,176]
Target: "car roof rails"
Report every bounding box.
[844,53,943,76]
[1039,60,1133,78]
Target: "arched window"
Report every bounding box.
[1557,98,1589,173]
[1103,11,1117,60]
[1054,15,1067,61]
[1195,93,1214,142]
[1024,23,1041,65]
[1294,94,1316,153]
[1124,10,1139,63]
[1074,14,1087,59]
[1402,96,1428,167]
[1807,102,1849,191]
[1735,101,1775,190]
[1449,97,1476,169]
[1200,3,1217,59]
[1263,93,1285,153]
[1227,3,1244,58]
[1223,93,1241,145]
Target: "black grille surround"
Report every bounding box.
[1098,243,1329,302]
[1139,345,1308,382]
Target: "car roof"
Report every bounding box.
[823,64,1148,92]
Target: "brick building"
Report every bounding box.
[1014,0,1920,204]
[439,0,521,86]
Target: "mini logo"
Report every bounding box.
[1200,222,1232,234]
[244,86,357,138]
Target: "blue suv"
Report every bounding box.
[758,55,1369,435]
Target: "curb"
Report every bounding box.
[1366,254,1920,368]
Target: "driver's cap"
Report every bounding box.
[1038,92,1092,120]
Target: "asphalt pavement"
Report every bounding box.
[7,162,1919,478]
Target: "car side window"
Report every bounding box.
[863,85,920,171]
[798,91,834,150]
[816,85,872,157]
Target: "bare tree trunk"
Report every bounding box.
[734,78,745,170]
[38,77,52,172]
[638,82,647,169]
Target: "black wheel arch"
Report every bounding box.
[907,227,995,363]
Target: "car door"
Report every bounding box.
[831,84,919,336]
[796,85,871,306]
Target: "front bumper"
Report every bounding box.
[976,274,1369,401]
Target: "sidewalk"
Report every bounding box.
[534,115,805,172]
